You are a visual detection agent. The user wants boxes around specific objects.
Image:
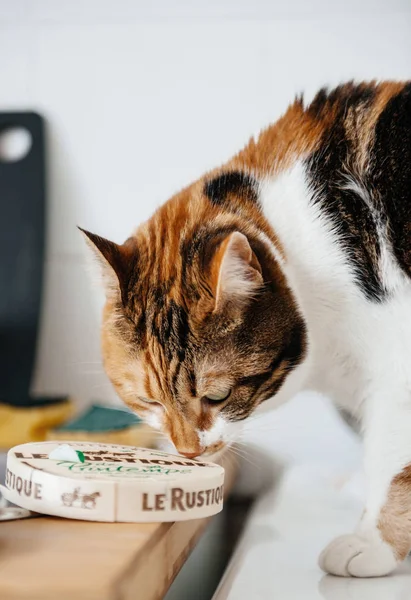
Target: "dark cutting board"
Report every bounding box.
[0,112,46,406]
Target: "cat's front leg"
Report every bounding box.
[320,387,411,577]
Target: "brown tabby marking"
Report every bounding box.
[379,464,411,561]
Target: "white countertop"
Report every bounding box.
[214,393,411,600]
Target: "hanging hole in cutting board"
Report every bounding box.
[0,126,32,162]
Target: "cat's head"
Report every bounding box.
[82,175,307,457]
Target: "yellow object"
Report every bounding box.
[0,401,74,449]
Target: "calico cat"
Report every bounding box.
[83,81,411,577]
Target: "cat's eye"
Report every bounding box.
[203,390,231,404]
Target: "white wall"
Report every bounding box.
[1,0,410,408]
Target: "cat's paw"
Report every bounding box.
[319,533,398,577]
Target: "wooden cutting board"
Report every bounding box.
[0,451,237,600]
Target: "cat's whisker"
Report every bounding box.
[227,445,261,471]
[223,450,240,471]
[226,440,258,461]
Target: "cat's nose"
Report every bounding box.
[179,450,201,459]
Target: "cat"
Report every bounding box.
[82,81,411,578]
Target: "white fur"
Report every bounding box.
[319,533,397,577]
[198,415,226,448]
[145,411,163,431]
[258,161,411,576]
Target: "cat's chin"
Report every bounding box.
[201,445,227,462]
[194,440,227,461]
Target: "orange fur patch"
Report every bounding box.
[230,98,329,176]
[378,463,411,561]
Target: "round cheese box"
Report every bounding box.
[3,441,225,522]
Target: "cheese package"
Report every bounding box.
[3,441,225,522]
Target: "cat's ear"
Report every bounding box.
[210,232,263,311]
[79,228,134,304]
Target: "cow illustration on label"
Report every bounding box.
[61,487,101,509]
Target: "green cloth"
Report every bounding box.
[55,404,142,433]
